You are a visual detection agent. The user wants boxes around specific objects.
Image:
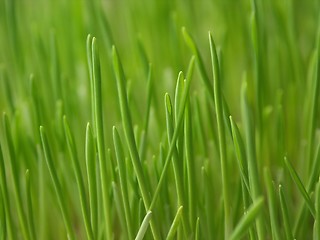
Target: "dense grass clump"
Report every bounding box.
[0,0,320,239]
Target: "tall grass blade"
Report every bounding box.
[135,211,152,240]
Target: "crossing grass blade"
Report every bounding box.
[166,206,184,240]
[63,116,93,240]
[135,211,153,240]
[279,184,294,240]
[112,45,161,240]
[230,197,264,240]
[284,156,315,217]
[113,126,134,240]
[40,126,75,240]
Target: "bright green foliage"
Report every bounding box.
[0,0,320,239]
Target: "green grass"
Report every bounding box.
[0,0,320,239]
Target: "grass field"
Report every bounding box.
[0,0,320,239]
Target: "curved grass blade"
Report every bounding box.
[113,126,134,240]
[25,170,36,240]
[91,37,112,239]
[85,123,98,238]
[230,197,264,240]
[150,56,195,210]
[279,185,294,240]
[209,32,231,237]
[284,156,315,217]
[40,126,75,240]
[135,211,152,240]
[63,116,93,240]
[166,206,184,240]
[86,35,95,127]
[0,143,13,240]
[3,113,30,240]
[112,45,161,240]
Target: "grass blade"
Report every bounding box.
[113,126,134,240]
[63,116,93,240]
[135,211,152,240]
[112,45,161,240]
[284,156,315,217]
[279,185,294,240]
[25,170,36,240]
[0,143,13,240]
[91,37,112,239]
[230,197,264,240]
[240,82,265,239]
[150,56,195,210]
[3,113,30,240]
[209,32,231,237]
[85,123,98,238]
[166,206,184,240]
[40,126,75,240]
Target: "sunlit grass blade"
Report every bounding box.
[86,35,95,127]
[85,123,98,238]
[113,126,134,239]
[279,185,294,240]
[195,217,200,240]
[63,116,93,240]
[209,31,231,237]
[166,206,184,240]
[40,126,75,240]
[3,113,30,240]
[230,197,264,240]
[25,170,36,240]
[112,45,161,240]
[150,56,194,210]
[91,37,112,239]
[240,82,265,239]
[284,156,315,217]
[0,143,13,240]
[263,168,281,240]
[135,211,152,240]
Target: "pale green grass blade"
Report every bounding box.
[195,217,200,240]
[279,185,293,240]
[86,35,95,127]
[25,170,36,240]
[113,126,134,240]
[0,143,13,240]
[135,211,152,240]
[209,32,231,237]
[230,197,264,240]
[3,113,30,240]
[166,206,183,240]
[112,45,161,240]
[284,156,315,217]
[40,126,75,240]
[150,56,194,210]
[85,123,98,238]
[91,37,112,239]
[263,168,281,240]
[63,116,93,240]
